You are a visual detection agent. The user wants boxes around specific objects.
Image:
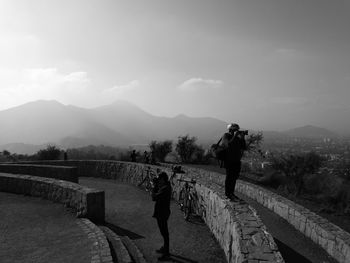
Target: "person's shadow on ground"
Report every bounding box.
[102,221,145,239]
[162,253,198,263]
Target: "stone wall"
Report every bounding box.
[10,160,350,262]
[27,160,283,263]
[0,164,78,183]
[0,172,105,223]
[77,218,113,263]
[235,180,350,263]
[162,164,350,263]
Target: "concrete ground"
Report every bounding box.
[0,192,91,263]
[80,177,227,263]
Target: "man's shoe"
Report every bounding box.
[158,253,171,261]
[156,247,165,254]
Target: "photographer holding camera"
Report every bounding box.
[221,123,247,200]
[152,172,172,261]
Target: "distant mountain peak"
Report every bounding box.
[174,113,188,119]
[25,99,64,106]
[111,99,137,106]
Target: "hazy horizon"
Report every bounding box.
[1,99,346,136]
[1,1,350,133]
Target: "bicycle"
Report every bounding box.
[138,166,158,193]
[177,178,197,221]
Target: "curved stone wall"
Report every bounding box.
[164,164,350,263]
[25,160,283,263]
[77,218,113,263]
[0,163,78,183]
[0,172,105,222]
[236,180,350,263]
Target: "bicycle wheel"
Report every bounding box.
[178,189,185,211]
[144,177,151,192]
[183,197,191,221]
[200,205,206,221]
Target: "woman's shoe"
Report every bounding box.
[158,253,171,261]
[155,246,165,254]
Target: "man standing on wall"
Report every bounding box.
[152,172,172,261]
[221,123,246,200]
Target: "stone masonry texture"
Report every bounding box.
[8,160,350,262]
[77,218,113,263]
[0,172,105,222]
[28,160,285,263]
[163,163,350,263]
[0,163,78,183]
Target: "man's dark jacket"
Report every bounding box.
[224,132,246,166]
[152,182,171,219]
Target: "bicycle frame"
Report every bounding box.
[138,166,157,193]
[177,178,196,221]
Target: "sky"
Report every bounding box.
[0,0,350,133]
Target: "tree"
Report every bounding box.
[36,145,62,160]
[336,161,350,182]
[149,140,173,162]
[2,150,11,157]
[191,145,206,164]
[245,131,264,155]
[270,151,324,196]
[175,135,198,163]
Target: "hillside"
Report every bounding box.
[0,100,227,153]
[0,100,340,154]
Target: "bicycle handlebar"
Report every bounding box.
[177,178,196,184]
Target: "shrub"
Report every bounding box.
[175,135,197,163]
[36,145,62,160]
[269,151,324,196]
[149,140,173,163]
[258,170,287,189]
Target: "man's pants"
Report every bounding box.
[225,161,241,196]
[157,217,169,253]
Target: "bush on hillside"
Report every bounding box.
[269,151,325,196]
[36,145,62,160]
[149,140,173,163]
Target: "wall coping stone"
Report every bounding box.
[77,218,113,263]
[0,163,78,183]
[0,172,105,222]
[169,164,350,263]
[36,160,284,263]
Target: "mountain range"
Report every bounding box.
[0,100,340,154]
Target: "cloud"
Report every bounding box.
[0,68,91,109]
[178,78,223,91]
[0,67,143,110]
[103,80,140,95]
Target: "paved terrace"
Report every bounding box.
[81,177,227,263]
[0,176,226,263]
[0,161,346,263]
[0,192,91,263]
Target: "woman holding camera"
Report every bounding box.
[152,172,172,261]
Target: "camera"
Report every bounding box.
[152,176,159,188]
[237,130,248,136]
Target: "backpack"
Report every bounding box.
[211,138,227,162]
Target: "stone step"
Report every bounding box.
[120,236,148,263]
[99,226,133,263]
